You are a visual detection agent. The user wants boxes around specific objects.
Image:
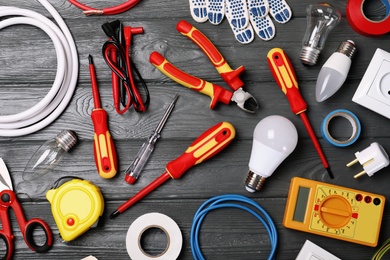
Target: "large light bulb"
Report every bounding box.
[245,115,298,192]
[23,130,77,181]
[315,40,357,102]
[300,3,341,66]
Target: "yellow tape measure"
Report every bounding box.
[46,178,104,241]
[283,177,385,247]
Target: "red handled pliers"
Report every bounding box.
[0,158,53,260]
[150,20,258,113]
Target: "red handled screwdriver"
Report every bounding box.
[267,48,333,179]
[110,122,236,218]
[89,55,118,179]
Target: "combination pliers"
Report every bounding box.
[150,20,259,113]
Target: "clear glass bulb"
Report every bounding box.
[245,115,298,192]
[300,3,341,66]
[316,40,357,102]
[23,130,77,181]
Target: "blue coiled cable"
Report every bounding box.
[190,194,278,260]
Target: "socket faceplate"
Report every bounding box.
[353,48,390,119]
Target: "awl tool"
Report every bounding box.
[267,48,333,179]
[125,94,179,184]
[150,20,258,113]
[110,121,236,218]
[89,55,118,179]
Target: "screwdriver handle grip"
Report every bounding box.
[91,109,118,179]
[150,51,232,109]
[166,121,236,179]
[176,20,244,91]
[267,48,307,115]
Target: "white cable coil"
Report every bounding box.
[0,0,78,137]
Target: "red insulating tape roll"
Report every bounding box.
[346,0,390,36]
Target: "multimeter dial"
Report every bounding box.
[318,195,351,229]
[311,186,357,237]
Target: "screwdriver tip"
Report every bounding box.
[109,210,120,219]
[326,167,334,179]
[172,94,179,104]
[88,54,93,64]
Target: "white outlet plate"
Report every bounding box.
[295,240,341,260]
[353,48,390,119]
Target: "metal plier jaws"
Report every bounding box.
[150,20,258,113]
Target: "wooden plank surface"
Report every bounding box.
[0,0,389,259]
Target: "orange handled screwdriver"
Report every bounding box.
[110,121,236,218]
[267,48,333,179]
[89,55,118,179]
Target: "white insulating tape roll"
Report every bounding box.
[126,212,182,260]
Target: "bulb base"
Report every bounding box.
[336,40,356,59]
[300,46,320,66]
[245,171,266,193]
[55,130,77,151]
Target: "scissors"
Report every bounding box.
[0,158,53,259]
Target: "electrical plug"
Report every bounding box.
[346,142,390,178]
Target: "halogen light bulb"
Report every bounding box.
[245,115,298,192]
[23,130,77,181]
[300,3,341,66]
[316,40,357,102]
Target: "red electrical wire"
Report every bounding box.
[67,0,142,15]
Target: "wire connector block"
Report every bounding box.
[346,142,390,178]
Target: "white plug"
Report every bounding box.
[346,142,390,178]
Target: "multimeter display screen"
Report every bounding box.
[293,186,310,222]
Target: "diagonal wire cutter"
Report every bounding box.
[150,20,259,113]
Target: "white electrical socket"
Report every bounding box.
[353,48,390,119]
[295,240,341,260]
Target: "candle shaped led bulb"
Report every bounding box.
[316,40,357,102]
[300,3,341,66]
[23,130,77,181]
[245,115,298,192]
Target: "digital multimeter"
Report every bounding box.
[283,177,385,247]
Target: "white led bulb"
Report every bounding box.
[245,115,298,192]
[316,40,357,102]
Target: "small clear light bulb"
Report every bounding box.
[315,40,357,102]
[23,130,77,181]
[300,3,341,66]
[245,115,298,192]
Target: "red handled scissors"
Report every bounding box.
[0,158,53,260]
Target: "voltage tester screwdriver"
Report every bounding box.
[110,121,236,218]
[89,55,118,179]
[267,48,333,179]
[125,94,179,184]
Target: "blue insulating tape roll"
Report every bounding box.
[190,194,278,260]
[321,109,361,147]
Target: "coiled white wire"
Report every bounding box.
[0,0,78,137]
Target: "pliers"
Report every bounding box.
[150,20,259,113]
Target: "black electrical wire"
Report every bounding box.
[102,39,149,113]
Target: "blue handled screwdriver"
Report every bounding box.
[124,94,179,184]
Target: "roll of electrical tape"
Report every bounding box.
[346,0,390,36]
[126,213,182,260]
[321,109,361,147]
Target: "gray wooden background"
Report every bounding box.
[0,0,389,259]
